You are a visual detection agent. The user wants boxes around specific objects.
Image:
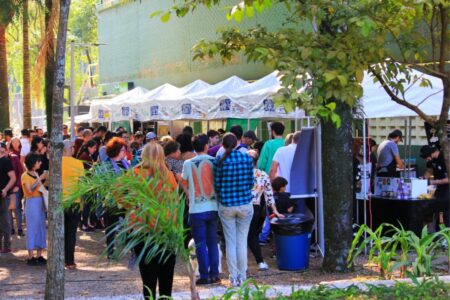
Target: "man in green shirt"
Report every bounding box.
[258,122,285,174]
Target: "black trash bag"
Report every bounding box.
[270,212,314,236]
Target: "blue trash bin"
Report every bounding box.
[271,213,314,271]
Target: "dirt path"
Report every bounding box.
[1,228,378,299]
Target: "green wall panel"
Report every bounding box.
[97,0,290,92]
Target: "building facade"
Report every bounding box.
[97,0,288,93]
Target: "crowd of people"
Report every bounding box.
[0,122,304,299]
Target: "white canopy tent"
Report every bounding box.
[361,69,444,118]
[206,96,251,120]
[133,81,211,121]
[89,87,149,122]
[229,71,281,104]
[74,113,92,123]
[189,75,249,109]
[357,69,446,247]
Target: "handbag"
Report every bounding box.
[39,184,49,211]
[7,193,17,210]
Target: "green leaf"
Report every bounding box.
[360,20,372,37]
[325,102,336,111]
[149,10,163,18]
[160,12,171,23]
[355,70,364,83]
[231,7,244,22]
[331,112,341,128]
[255,47,269,56]
[337,75,348,86]
[246,6,254,18]
[324,71,336,82]
[301,47,312,60]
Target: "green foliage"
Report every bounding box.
[69,0,98,43]
[215,278,270,300]
[163,0,448,129]
[348,224,403,279]
[348,223,446,279]
[210,278,450,299]
[64,165,188,264]
[0,0,23,25]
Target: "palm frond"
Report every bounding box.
[64,164,188,265]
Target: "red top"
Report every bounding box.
[9,150,23,189]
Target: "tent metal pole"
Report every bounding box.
[404,119,407,165]
[170,121,174,137]
[315,121,325,256]
[247,118,250,131]
[362,116,368,254]
[408,117,412,177]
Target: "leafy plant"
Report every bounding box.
[347,224,402,279]
[64,165,200,299]
[407,226,442,277]
[348,223,444,279]
[217,279,270,300]
[437,225,450,275]
[212,278,450,299]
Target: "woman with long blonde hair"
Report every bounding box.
[134,142,178,300]
[138,142,171,180]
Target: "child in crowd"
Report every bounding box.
[271,177,296,214]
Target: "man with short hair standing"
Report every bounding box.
[182,134,220,285]
[258,122,285,174]
[269,131,302,192]
[420,145,449,228]
[0,142,16,253]
[377,129,405,177]
[242,130,258,149]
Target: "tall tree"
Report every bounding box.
[45,0,71,298]
[22,0,31,129]
[155,0,449,271]
[0,1,20,130]
[0,23,9,130]
[45,0,56,133]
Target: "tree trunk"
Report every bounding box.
[45,0,56,134]
[22,0,31,130]
[0,24,10,130]
[321,101,354,272]
[44,0,71,299]
[437,75,450,226]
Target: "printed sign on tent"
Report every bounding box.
[182,103,192,115]
[98,109,110,120]
[122,106,130,117]
[219,99,231,111]
[263,99,275,112]
[277,104,287,114]
[150,105,159,116]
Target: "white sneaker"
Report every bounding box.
[258,262,269,270]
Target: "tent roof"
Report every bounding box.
[179,79,211,95]
[104,86,149,105]
[230,71,281,98]
[361,70,445,118]
[189,75,248,99]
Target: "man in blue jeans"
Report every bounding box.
[182,133,220,285]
